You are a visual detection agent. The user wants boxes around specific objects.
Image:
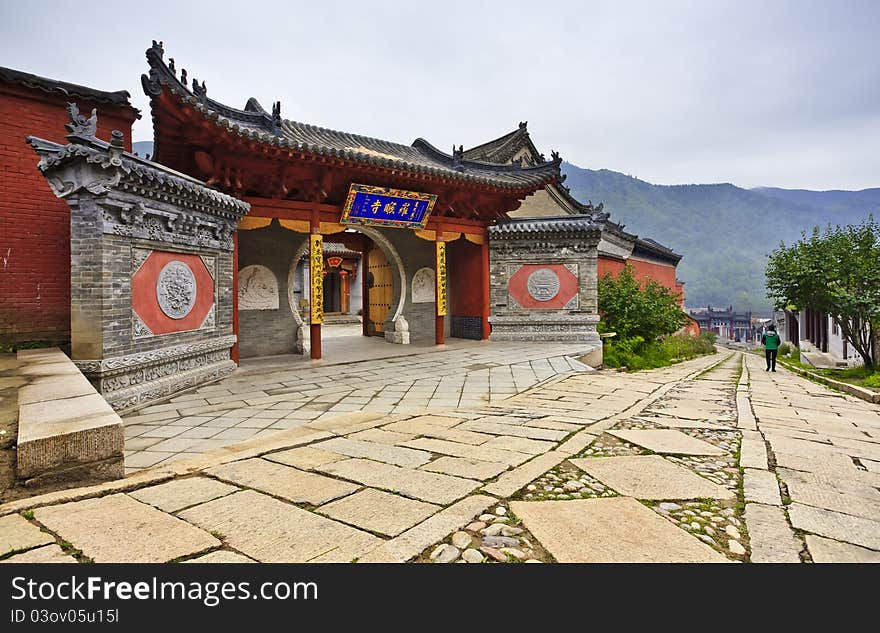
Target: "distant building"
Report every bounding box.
[688,305,753,341]
[779,309,863,367]
[464,123,686,305]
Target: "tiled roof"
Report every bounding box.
[489,215,602,235]
[0,65,138,111]
[463,122,542,165]
[142,42,560,191]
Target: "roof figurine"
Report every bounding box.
[64,102,98,139]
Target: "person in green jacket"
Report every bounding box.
[761,323,782,372]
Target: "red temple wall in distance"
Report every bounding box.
[598,255,683,306]
[448,239,483,317]
[0,83,136,345]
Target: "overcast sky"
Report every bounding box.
[2,0,877,190]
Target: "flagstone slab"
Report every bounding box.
[128,477,239,513]
[318,458,479,505]
[178,490,382,562]
[401,437,531,467]
[481,435,556,455]
[556,430,598,456]
[650,406,727,421]
[206,458,359,506]
[183,551,255,563]
[381,420,493,445]
[523,418,584,432]
[358,494,496,563]
[608,429,726,456]
[743,468,782,505]
[317,488,439,537]
[348,428,416,445]
[740,437,769,470]
[637,416,734,430]
[570,455,734,500]
[785,480,880,521]
[788,502,880,551]
[805,535,880,563]
[420,456,509,480]
[778,467,880,500]
[458,420,567,441]
[313,437,432,468]
[744,503,801,563]
[772,450,864,477]
[0,514,54,556]
[406,415,463,428]
[33,494,219,562]
[0,545,76,563]
[511,497,728,563]
[482,451,569,497]
[263,446,345,470]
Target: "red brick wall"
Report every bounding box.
[598,255,684,306]
[0,83,136,346]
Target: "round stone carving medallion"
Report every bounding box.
[526,268,561,302]
[156,260,197,319]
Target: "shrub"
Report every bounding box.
[779,342,791,356]
[864,373,880,389]
[598,265,686,342]
[603,332,716,371]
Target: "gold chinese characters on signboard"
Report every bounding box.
[435,241,447,316]
[310,234,323,324]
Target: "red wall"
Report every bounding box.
[448,238,483,316]
[598,255,684,306]
[0,83,136,346]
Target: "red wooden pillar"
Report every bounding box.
[435,226,446,345]
[362,233,370,337]
[309,209,322,360]
[231,230,240,364]
[480,228,490,340]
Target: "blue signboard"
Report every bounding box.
[341,184,438,229]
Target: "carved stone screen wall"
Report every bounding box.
[488,216,602,345]
[28,118,250,412]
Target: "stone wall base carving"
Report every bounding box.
[76,335,237,412]
[488,314,601,345]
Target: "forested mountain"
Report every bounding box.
[562,163,878,312]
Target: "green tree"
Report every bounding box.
[766,216,880,368]
[598,265,687,341]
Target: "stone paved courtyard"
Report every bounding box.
[120,336,595,473]
[2,349,879,563]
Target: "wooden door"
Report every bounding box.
[366,243,391,335]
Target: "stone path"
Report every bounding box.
[121,340,594,473]
[2,349,878,563]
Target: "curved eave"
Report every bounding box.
[143,44,559,194]
[162,86,559,192]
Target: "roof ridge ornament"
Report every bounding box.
[272,101,282,127]
[65,102,97,139]
[192,78,207,99]
[452,144,464,171]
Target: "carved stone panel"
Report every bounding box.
[526,268,561,302]
[156,260,197,319]
[411,267,435,303]
[238,265,279,310]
